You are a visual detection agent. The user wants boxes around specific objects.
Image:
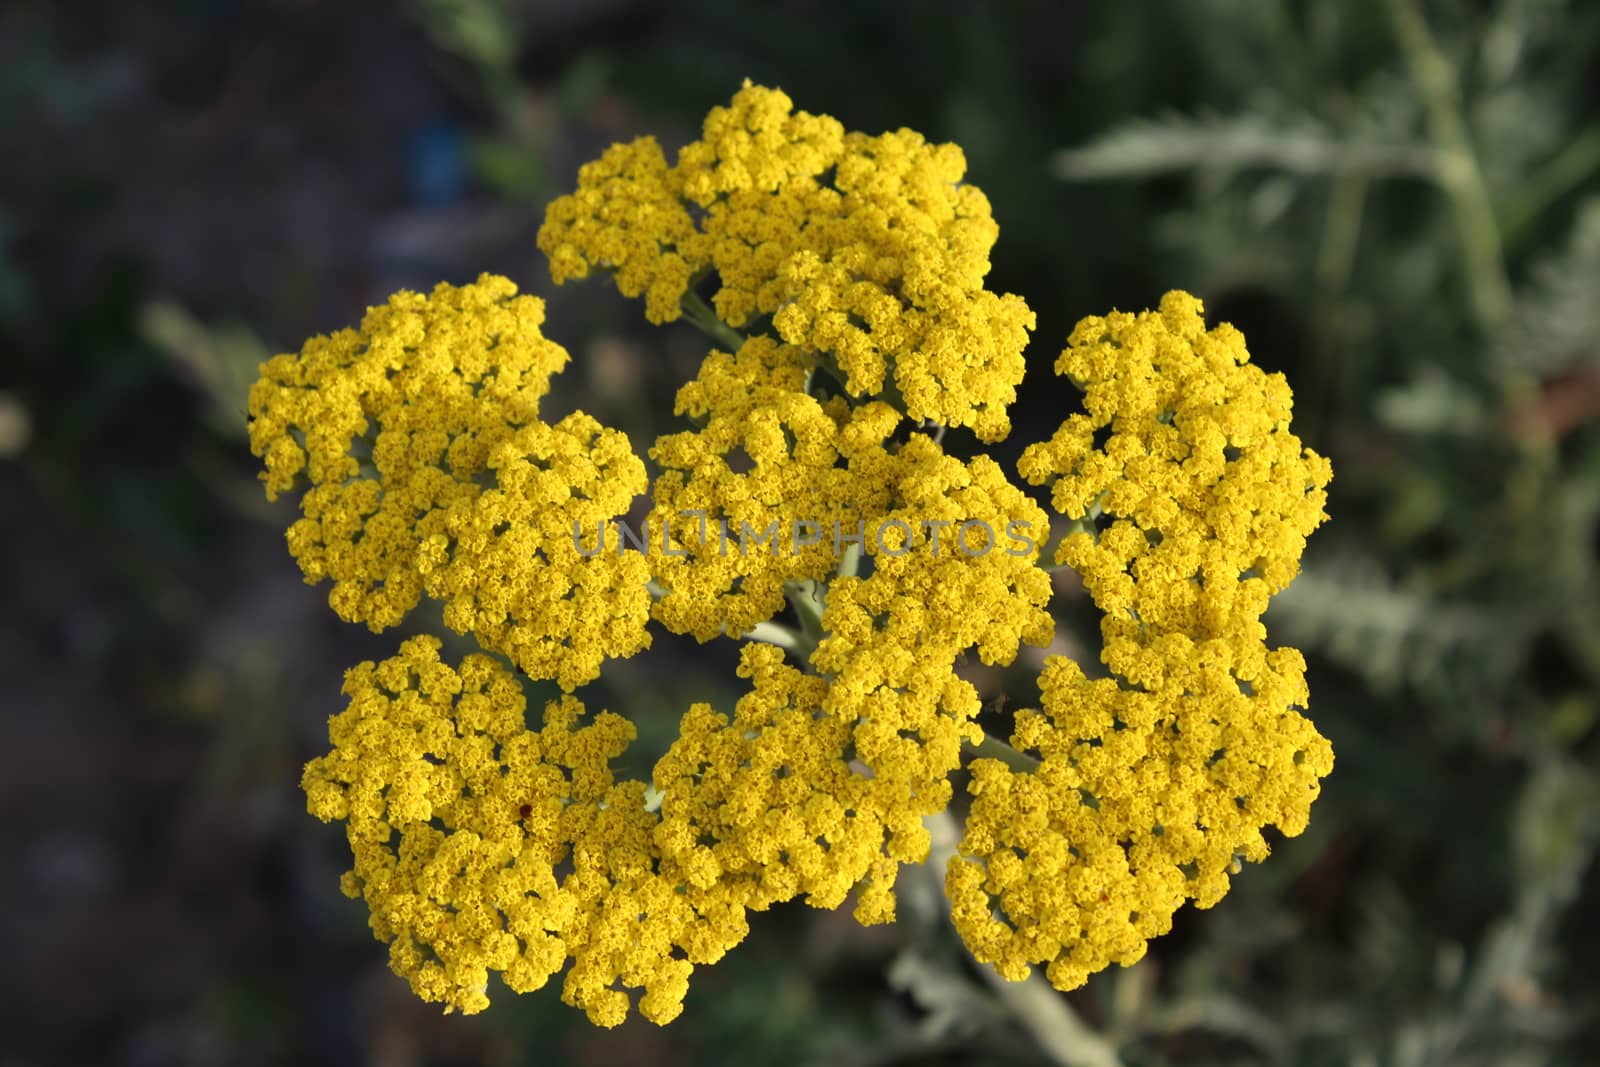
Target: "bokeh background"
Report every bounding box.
[5,1,1599,1064]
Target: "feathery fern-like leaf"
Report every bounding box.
[1495,197,1600,379]
[1053,111,1437,181]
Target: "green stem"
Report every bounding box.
[1500,126,1600,248]
[923,810,1125,1067]
[679,289,746,352]
[1315,172,1367,298]
[741,620,805,652]
[783,579,828,661]
[968,731,1041,773]
[1387,0,1512,332]
[1309,171,1369,434]
[837,538,862,581]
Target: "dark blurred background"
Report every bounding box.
[4,1,1599,1064]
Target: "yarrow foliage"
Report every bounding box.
[250,82,1333,1027]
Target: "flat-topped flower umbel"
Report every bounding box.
[249,82,1332,1028]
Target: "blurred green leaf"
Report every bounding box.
[1054,111,1438,181]
[138,301,268,440]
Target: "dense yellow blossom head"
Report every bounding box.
[765,128,1034,441]
[1018,290,1332,640]
[247,274,652,690]
[537,81,1034,440]
[672,81,845,205]
[947,290,1334,992]
[537,137,699,325]
[949,645,1332,990]
[648,334,855,641]
[261,81,1335,1029]
[651,416,1057,922]
[303,635,754,1025]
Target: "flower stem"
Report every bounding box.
[1387,0,1511,332]
[968,731,1041,773]
[1500,125,1600,247]
[923,810,1124,1067]
[679,289,746,352]
[784,579,827,650]
[742,620,804,651]
[836,538,862,581]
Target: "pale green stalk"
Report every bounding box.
[1387,0,1512,331]
[923,810,1125,1067]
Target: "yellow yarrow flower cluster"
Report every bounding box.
[648,334,856,640]
[247,274,651,691]
[950,291,1334,990]
[301,635,750,1026]
[653,421,1056,926]
[803,439,1056,919]
[537,137,698,325]
[537,80,1034,441]
[653,644,897,924]
[645,325,1054,927]
[255,84,1334,1029]
[1017,291,1331,635]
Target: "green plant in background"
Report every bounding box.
[0,0,1593,1062]
[248,82,1333,1046]
[1051,2,1600,1064]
